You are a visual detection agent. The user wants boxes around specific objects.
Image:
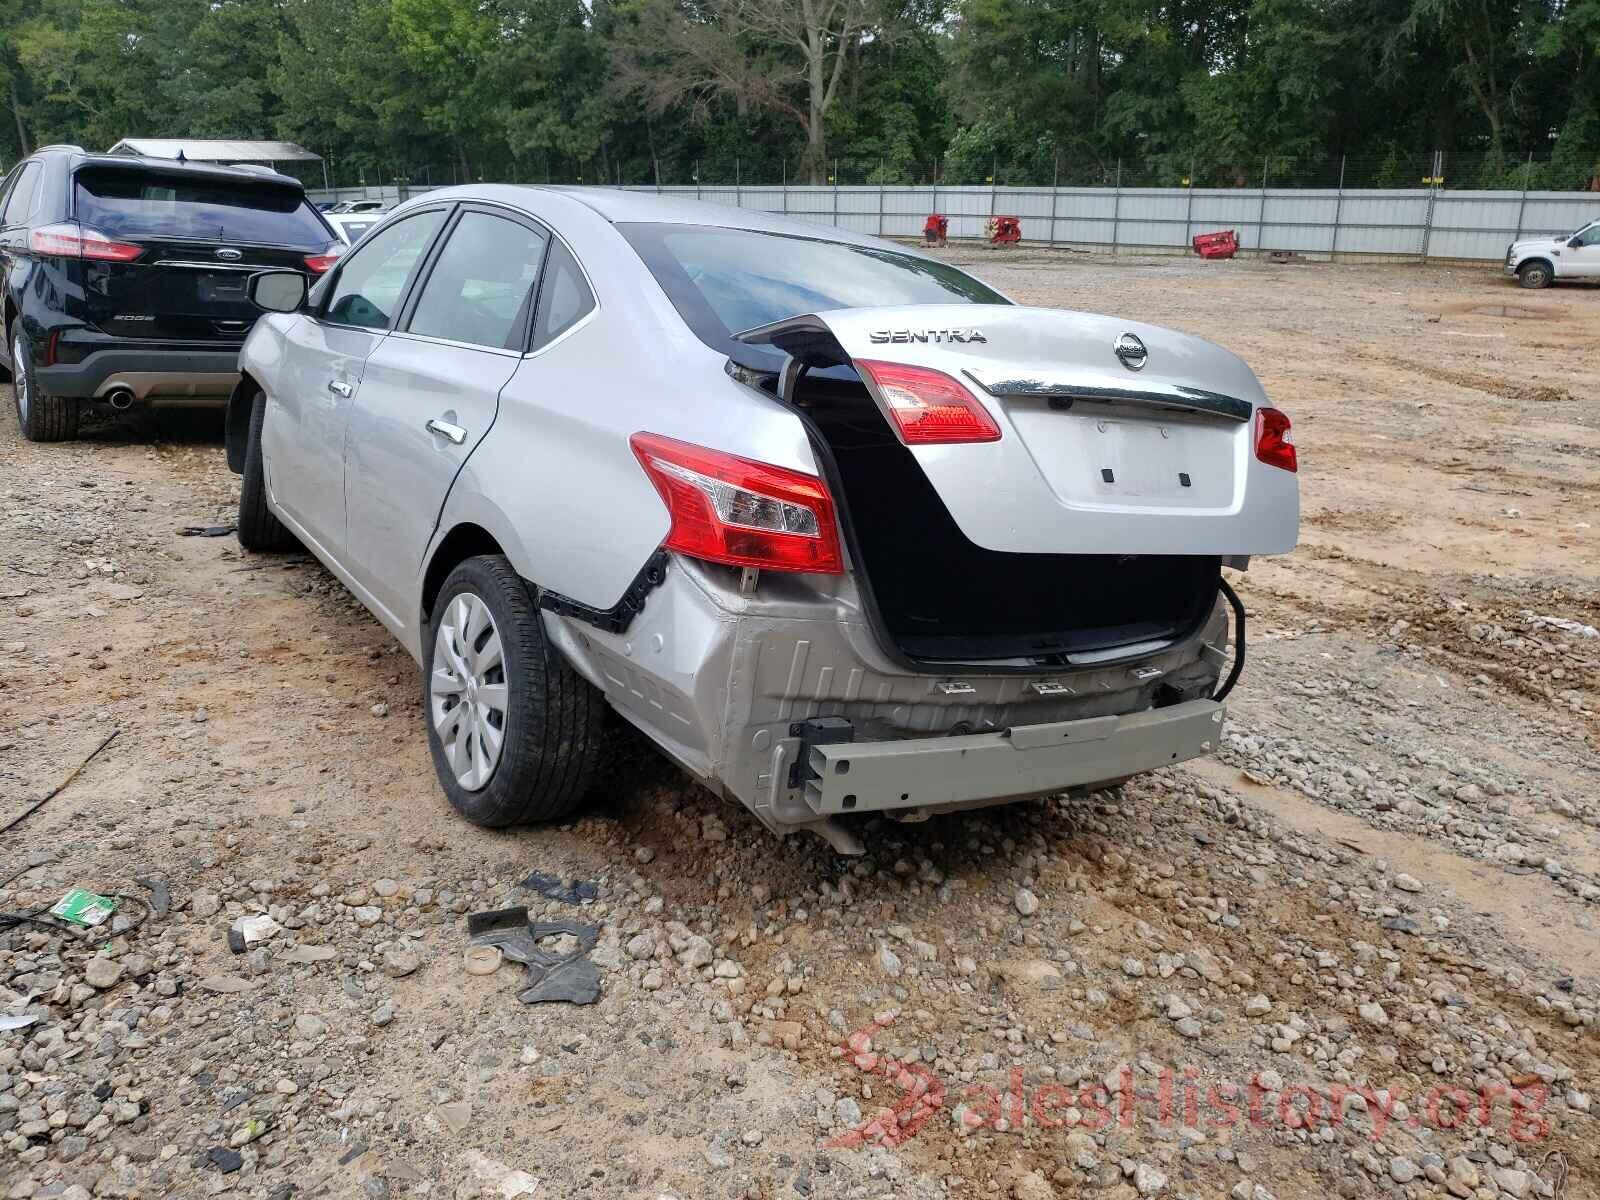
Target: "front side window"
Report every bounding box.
[324,209,447,331]
[1574,222,1600,247]
[619,222,1008,366]
[408,211,548,349]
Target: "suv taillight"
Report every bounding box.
[855,360,1001,445]
[304,248,343,274]
[30,223,142,262]
[630,433,843,574]
[1255,407,1296,473]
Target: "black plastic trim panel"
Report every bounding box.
[538,550,670,635]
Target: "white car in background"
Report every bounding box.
[1506,218,1600,288]
[327,212,382,245]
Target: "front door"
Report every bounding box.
[1565,221,1600,277]
[343,206,550,626]
[261,206,448,553]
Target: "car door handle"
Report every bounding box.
[426,418,467,445]
[327,379,353,397]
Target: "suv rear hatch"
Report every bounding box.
[739,305,1298,667]
[71,163,337,342]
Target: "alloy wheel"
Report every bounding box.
[430,591,509,791]
[12,335,27,423]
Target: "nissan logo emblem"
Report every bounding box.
[1114,332,1148,371]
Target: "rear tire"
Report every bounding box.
[237,391,294,551]
[1517,260,1553,289]
[424,555,603,826]
[11,329,79,442]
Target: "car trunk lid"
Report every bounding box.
[739,303,1297,558]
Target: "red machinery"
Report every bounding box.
[922,213,949,246]
[985,215,1022,244]
[1192,230,1239,259]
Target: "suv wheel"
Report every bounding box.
[424,555,603,826]
[1517,261,1553,289]
[236,390,295,551]
[11,329,79,441]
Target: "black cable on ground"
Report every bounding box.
[1213,578,1247,702]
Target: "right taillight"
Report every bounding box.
[30,223,142,262]
[1255,407,1296,472]
[630,433,843,574]
[855,360,1001,445]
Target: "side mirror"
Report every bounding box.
[248,270,308,313]
[1570,236,1584,249]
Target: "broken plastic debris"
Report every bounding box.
[49,888,116,927]
[466,906,600,1005]
[520,870,597,905]
[0,1013,40,1032]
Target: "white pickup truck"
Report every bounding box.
[1506,218,1600,288]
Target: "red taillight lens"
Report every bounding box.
[855,359,1001,445]
[304,250,342,274]
[1254,407,1296,473]
[630,432,843,574]
[29,223,142,262]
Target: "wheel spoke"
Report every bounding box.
[476,682,508,713]
[430,666,465,699]
[472,628,503,675]
[475,704,503,758]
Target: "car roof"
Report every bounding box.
[400,184,898,251]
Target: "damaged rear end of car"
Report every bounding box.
[530,217,1299,851]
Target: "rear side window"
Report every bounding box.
[73,167,333,245]
[531,239,594,349]
[324,208,447,331]
[2,162,41,226]
[619,222,1007,364]
[408,211,547,349]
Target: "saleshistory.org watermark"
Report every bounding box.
[824,1015,1554,1151]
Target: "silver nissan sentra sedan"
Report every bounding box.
[224,186,1298,853]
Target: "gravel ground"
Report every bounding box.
[0,253,1596,1200]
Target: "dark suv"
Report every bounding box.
[1,145,342,440]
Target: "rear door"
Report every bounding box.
[342,205,551,622]
[742,304,1298,557]
[262,206,449,554]
[71,164,337,343]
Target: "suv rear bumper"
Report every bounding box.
[37,347,241,404]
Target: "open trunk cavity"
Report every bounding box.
[792,371,1220,667]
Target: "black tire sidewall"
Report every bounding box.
[1519,263,1551,289]
[10,328,78,441]
[237,390,292,551]
[424,557,544,826]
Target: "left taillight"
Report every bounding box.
[1255,407,1296,472]
[29,223,142,262]
[304,247,343,274]
[630,432,844,574]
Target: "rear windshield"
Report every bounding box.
[619,222,1008,367]
[74,168,332,247]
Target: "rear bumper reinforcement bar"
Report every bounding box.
[803,698,1225,815]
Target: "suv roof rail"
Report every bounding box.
[34,143,87,155]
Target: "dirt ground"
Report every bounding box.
[1,252,1596,1200]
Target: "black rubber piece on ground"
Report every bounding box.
[424,555,603,826]
[236,391,295,552]
[11,332,79,442]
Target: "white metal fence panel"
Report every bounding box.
[309,181,1600,261]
